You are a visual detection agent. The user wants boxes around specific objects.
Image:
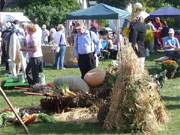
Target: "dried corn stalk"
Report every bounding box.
[103,44,168,133]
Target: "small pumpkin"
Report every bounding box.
[22,114,37,125]
[84,68,106,87]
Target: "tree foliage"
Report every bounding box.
[16,0,80,27]
[96,0,179,11]
[96,0,128,9]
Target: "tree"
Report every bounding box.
[164,0,180,8]
[96,0,128,9]
[16,0,80,27]
[96,0,179,12]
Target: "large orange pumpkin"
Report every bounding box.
[84,68,106,87]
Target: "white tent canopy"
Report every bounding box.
[0,12,30,23]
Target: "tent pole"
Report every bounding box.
[65,20,70,38]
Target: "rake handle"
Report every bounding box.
[0,87,29,134]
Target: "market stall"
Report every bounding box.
[66,3,130,51]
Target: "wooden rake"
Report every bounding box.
[0,87,29,134]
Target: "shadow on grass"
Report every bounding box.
[166,104,180,110]
[162,96,180,101]
[146,66,162,74]
[4,90,25,97]
[146,53,164,61]
[0,68,6,77]
[29,122,129,135]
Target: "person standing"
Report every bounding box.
[129,16,147,69]
[0,0,5,11]
[31,18,42,47]
[41,24,49,45]
[153,17,163,50]
[49,28,56,43]
[21,24,43,85]
[54,24,67,70]
[161,21,169,38]
[74,22,99,78]
[145,19,155,54]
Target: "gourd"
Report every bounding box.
[84,68,106,87]
[22,114,37,125]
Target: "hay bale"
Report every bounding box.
[53,107,98,123]
[103,44,168,133]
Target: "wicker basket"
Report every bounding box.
[41,45,55,65]
[42,45,76,67]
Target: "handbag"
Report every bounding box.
[55,46,60,53]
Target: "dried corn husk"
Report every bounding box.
[103,44,168,133]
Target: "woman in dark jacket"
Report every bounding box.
[129,16,147,68]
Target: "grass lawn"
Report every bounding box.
[0,54,180,135]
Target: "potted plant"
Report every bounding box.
[161,60,179,78]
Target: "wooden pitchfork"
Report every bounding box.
[0,87,29,134]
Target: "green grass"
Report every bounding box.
[0,55,180,135]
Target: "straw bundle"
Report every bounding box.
[103,44,168,133]
[53,106,98,123]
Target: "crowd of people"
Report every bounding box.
[128,16,180,68]
[0,15,179,86]
[0,18,69,86]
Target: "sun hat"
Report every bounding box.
[168,28,175,34]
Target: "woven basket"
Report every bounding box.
[42,45,75,66]
[42,45,55,65]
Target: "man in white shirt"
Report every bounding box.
[163,28,180,60]
[74,22,100,78]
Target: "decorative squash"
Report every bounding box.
[84,68,106,87]
[22,114,37,125]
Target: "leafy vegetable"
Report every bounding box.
[59,83,76,97]
[38,113,55,123]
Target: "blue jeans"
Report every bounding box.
[55,45,66,69]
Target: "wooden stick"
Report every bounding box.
[24,92,55,97]
[0,87,29,134]
[15,87,32,91]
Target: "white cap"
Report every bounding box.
[168,28,175,34]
